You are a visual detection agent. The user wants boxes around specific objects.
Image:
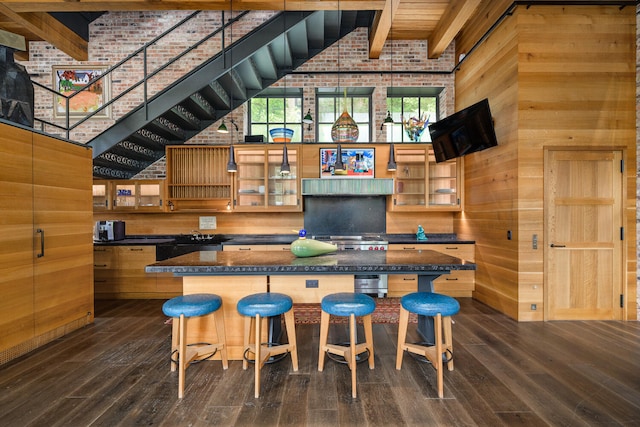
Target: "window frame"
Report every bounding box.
[316,88,373,143]
[248,89,304,143]
[386,88,443,143]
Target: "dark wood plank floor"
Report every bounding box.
[2,298,639,426]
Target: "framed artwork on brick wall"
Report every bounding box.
[52,65,111,119]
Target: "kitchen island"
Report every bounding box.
[146,250,475,359]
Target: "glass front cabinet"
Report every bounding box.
[93,179,165,212]
[390,145,462,211]
[233,146,300,212]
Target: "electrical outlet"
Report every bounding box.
[306,279,319,288]
[531,304,537,310]
[532,234,538,249]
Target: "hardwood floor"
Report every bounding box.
[1,298,639,426]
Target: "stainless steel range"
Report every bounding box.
[314,235,389,297]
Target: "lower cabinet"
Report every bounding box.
[94,246,182,299]
[387,243,475,297]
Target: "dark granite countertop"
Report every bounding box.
[93,237,176,246]
[145,249,476,276]
[94,233,475,247]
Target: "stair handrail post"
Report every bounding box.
[144,44,148,121]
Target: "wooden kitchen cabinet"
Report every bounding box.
[92,179,164,212]
[387,243,475,297]
[94,246,181,299]
[389,145,462,211]
[165,145,232,211]
[1,123,93,364]
[233,145,301,212]
[92,180,111,211]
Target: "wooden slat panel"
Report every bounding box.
[0,124,34,351]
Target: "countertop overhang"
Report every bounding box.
[145,249,476,276]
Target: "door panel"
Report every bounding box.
[33,135,94,335]
[545,150,623,320]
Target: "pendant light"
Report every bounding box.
[303,109,313,131]
[334,144,345,171]
[224,7,237,173]
[383,111,393,126]
[227,145,237,172]
[387,143,397,171]
[386,14,397,171]
[280,144,291,174]
[279,0,290,175]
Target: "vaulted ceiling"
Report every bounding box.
[0,0,631,62]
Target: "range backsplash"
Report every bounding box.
[303,196,386,236]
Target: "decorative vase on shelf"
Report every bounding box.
[290,229,338,258]
[402,113,429,142]
[331,90,359,143]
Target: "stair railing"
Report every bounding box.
[31,10,250,143]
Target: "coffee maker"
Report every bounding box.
[94,220,126,242]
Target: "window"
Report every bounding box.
[249,89,303,143]
[387,88,442,143]
[317,88,373,143]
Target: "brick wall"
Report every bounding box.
[19,10,455,178]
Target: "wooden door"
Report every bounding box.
[544,149,624,320]
[0,124,35,352]
[33,134,94,335]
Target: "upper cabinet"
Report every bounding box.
[93,179,165,212]
[165,146,231,212]
[389,145,462,211]
[233,145,300,212]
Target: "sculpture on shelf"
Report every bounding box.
[0,44,34,127]
[416,225,427,241]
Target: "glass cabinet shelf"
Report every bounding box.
[390,145,462,211]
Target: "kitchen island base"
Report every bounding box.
[181,274,354,360]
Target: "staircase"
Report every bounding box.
[89,10,374,179]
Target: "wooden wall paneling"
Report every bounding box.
[454,5,521,319]
[0,124,35,352]
[456,5,636,321]
[32,133,93,335]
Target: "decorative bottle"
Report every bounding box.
[290,229,338,258]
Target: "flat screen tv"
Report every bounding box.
[428,98,498,163]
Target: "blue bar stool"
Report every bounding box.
[162,293,228,398]
[237,292,298,398]
[396,292,460,398]
[318,292,376,398]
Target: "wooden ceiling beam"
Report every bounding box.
[368,0,398,59]
[0,3,88,60]
[0,1,386,13]
[427,0,481,59]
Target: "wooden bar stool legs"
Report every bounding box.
[396,292,459,398]
[318,293,376,399]
[237,293,298,398]
[163,294,228,399]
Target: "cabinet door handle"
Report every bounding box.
[550,244,566,248]
[36,228,45,258]
[129,248,144,251]
[94,264,108,267]
[445,246,458,250]
[403,277,416,281]
[403,246,416,250]
[445,278,459,281]
[239,248,251,250]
